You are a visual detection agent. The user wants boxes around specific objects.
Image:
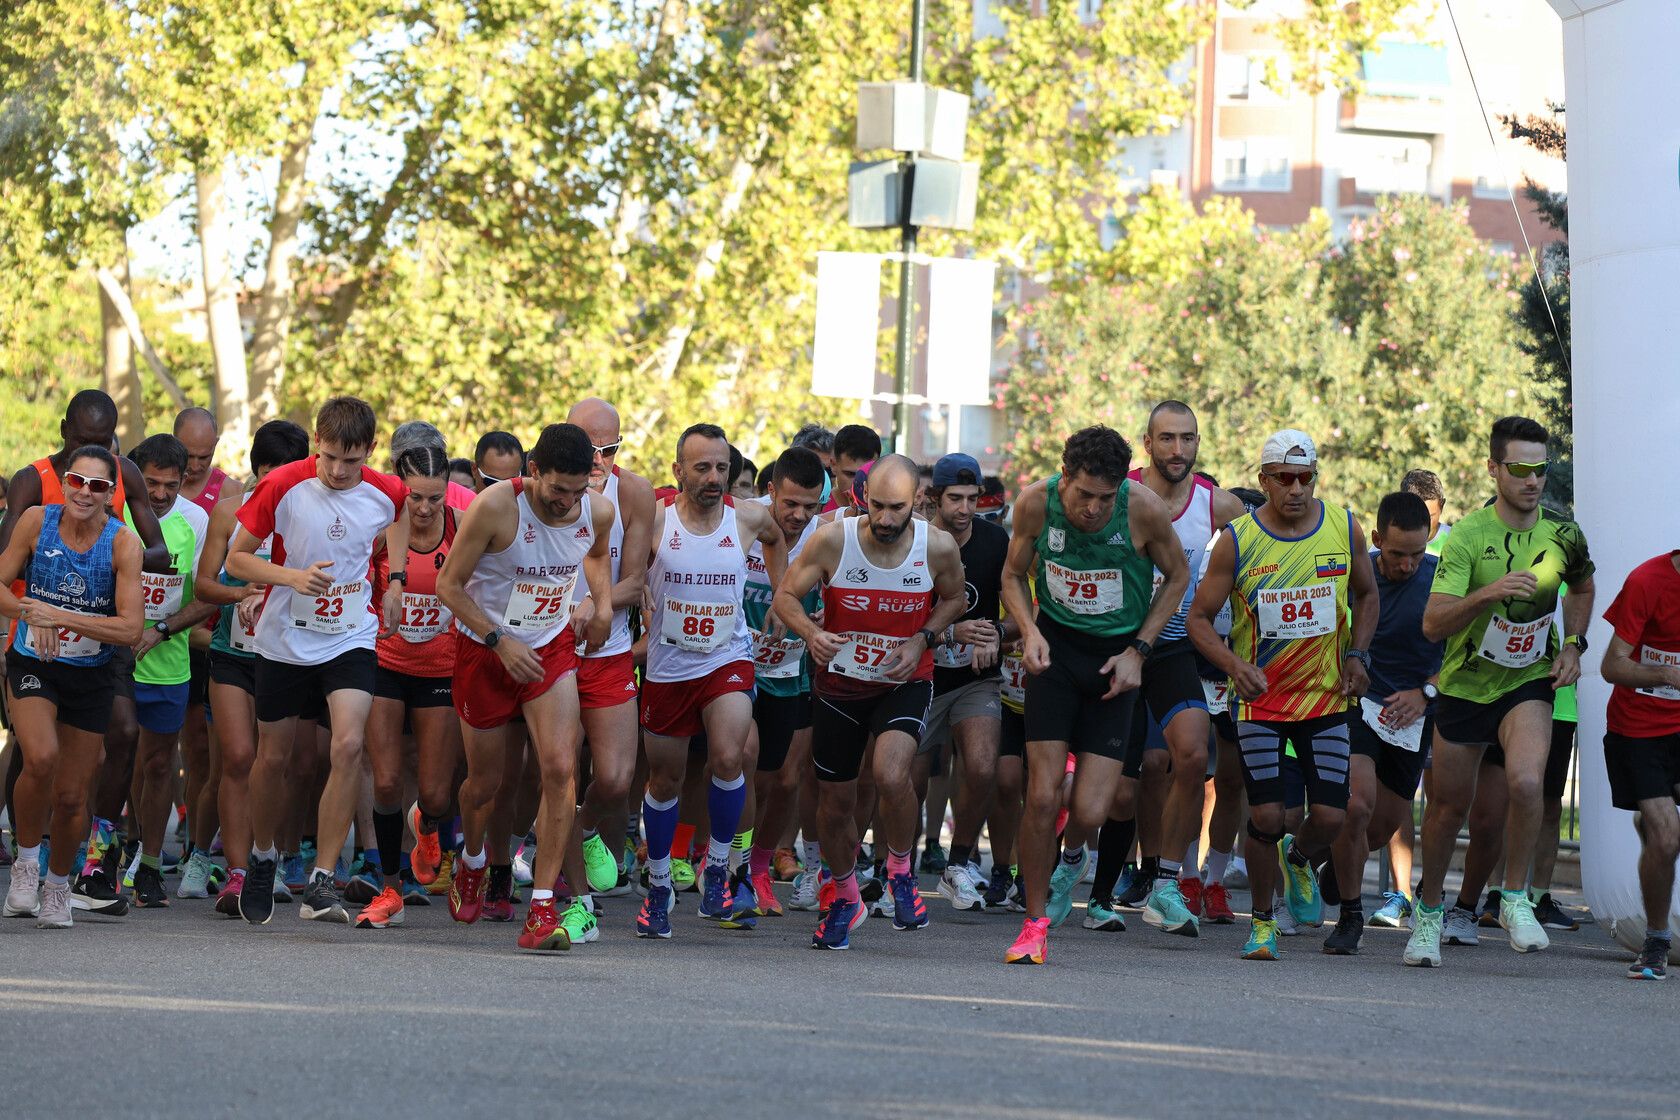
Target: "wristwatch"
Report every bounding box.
[1344,648,1372,671]
[153,620,172,638]
[1564,633,1588,653]
[389,570,409,585]
[917,627,938,648]
[1128,637,1153,659]
[1422,682,1439,701]
[485,627,505,649]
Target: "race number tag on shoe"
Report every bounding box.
[1202,677,1231,716]
[398,593,452,643]
[659,597,736,653]
[752,630,804,680]
[290,579,365,635]
[1476,613,1549,668]
[1359,697,1424,752]
[933,641,972,669]
[1001,653,1026,706]
[1635,646,1680,701]
[830,631,906,683]
[142,572,186,622]
[1045,561,1123,616]
[1256,584,1337,640]
[503,577,574,633]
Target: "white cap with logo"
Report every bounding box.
[1260,429,1317,467]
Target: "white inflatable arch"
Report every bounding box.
[1547,0,1680,955]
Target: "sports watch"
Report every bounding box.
[1422,682,1439,701]
[1344,648,1372,672]
[1564,633,1589,653]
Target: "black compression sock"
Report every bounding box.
[1091,818,1134,902]
[373,807,404,879]
[949,844,973,867]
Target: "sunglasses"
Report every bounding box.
[1501,460,1550,479]
[65,471,115,495]
[592,441,621,458]
[1262,469,1316,487]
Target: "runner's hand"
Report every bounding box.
[379,583,404,640]
[1232,661,1269,700]
[1663,665,1680,691]
[18,597,59,631]
[1485,571,1538,601]
[1382,689,1425,728]
[879,635,925,682]
[1022,631,1051,675]
[1550,644,1582,689]
[569,596,602,654]
[1339,657,1370,698]
[970,633,1001,671]
[953,620,993,646]
[294,560,334,596]
[805,628,844,667]
[236,591,263,634]
[496,635,545,684]
[134,628,163,660]
[1100,648,1144,699]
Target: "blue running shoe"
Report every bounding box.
[1047,848,1088,929]
[1083,897,1127,931]
[889,873,928,931]
[37,840,50,877]
[1115,862,1150,908]
[282,852,308,893]
[811,897,867,949]
[1242,917,1281,961]
[343,858,383,905]
[637,884,673,938]
[698,864,734,922]
[1279,835,1322,927]
[720,872,758,930]
[399,870,431,906]
[1369,890,1411,929]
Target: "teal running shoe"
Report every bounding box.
[1047,848,1088,929]
[1242,917,1280,961]
[1143,877,1199,937]
[1082,897,1126,931]
[1369,890,1412,928]
[1278,835,1322,928]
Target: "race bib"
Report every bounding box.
[1256,584,1337,640]
[829,631,905,683]
[1476,613,1549,668]
[229,608,258,654]
[752,629,805,680]
[1045,560,1123,616]
[142,572,185,622]
[398,592,452,644]
[503,576,575,633]
[1360,697,1424,753]
[1635,646,1680,702]
[933,640,973,669]
[659,597,736,653]
[289,579,366,635]
[1202,677,1231,716]
[1001,653,1026,705]
[30,617,101,660]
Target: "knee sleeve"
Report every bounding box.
[1247,819,1284,846]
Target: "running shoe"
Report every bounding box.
[938,864,985,912]
[870,879,895,920]
[1114,863,1149,909]
[355,885,405,929]
[636,885,673,939]
[206,863,228,894]
[1322,910,1363,955]
[121,847,138,890]
[215,870,245,917]
[71,868,128,915]
[581,833,618,894]
[428,850,455,897]
[889,873,928,931]
[343,858,382,905]
[1006,876,1027,914]
[271,872,293,904]
[982,872,1012,911]
[36,879,73,929]
[1005,916,1050,964]
[1143,877,1199,937]
[1478,889,1503,929]
[603,861,634,899]
[1497,892,1549,953]
[811,896,866,950]
[859,863,885,904]
[919,843,948,875]
[408,804,442,885]
[161,848,179,875]
[511,843,534,888]
[332,856,351,889]
[482,865,515,922]
[1278,836,1322,927]
[1628,937,1670,981]
[448,861,488,924]
[399,869,430,906]
[4,858,41,917]
[300,872,350,923]
[698,864,735,922]
[819,870,838,914]
[560,898,599,945]
[1369,891,1412,929]
[519,899,571,951]
[1403,902,1444,967]
[1047,849,1089,929]
[1083,897,1126,931]
[1241,917,1280,961]
[1274,901,1299,937]
[1532,892,1580,931]
[1223,858,1249,891]
[0,834,10,867]
[671,856,697,894]
[773,847,801,881]
[1200,881,1236,924]
[240,855,278,924]
[719,871,758,930]
[750,870,783,917]
[788,869,821,912]
[281,852,307,894]
[1179,875,1204,918]
[131,862,170,909]
[1443,905,1480,946]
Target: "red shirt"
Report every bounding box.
[446,480,476,512]
[1603,552,1680,737]
[373,508,458,679]
[187,466,231,518]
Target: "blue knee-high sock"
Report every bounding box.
[642,792,680,868]
[706,773,747,869]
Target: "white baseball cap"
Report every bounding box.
[1260,429,1317,467]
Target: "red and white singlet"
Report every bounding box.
[817,516,935,698]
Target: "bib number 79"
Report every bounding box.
[1065,579,1098,602]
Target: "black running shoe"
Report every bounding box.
[1116,864,1150,909]
[983,873,1011,910]
[300,872,349,923]
[1533,892,1580,931]
[72,868,129,916]
[1628,937,1669,981]
[131,863,170,908]
[241,855,278,924]
[1316,861,1341,908]
[1322,909,1363,955]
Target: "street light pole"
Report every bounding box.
[890,0,927,455]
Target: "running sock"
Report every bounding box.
[15,844,39,868]
[1341,898,1363,922]
[706,773,747,861]
[749,845,774,879]
[730,829,752,874]
[1182,839,1200,876]
[532,888,554,905]
[419,807,448,835]
[140,852,161,872]
[1139,855,1160,881]
[1647,928,1673,943]
[647,857,673,892]
[45,871,69,887]
[834,869,862,906]
[949,843,973,867]
[373,806,404,878]
[1454,894,1478,913]
[1254,906,1273,922]
[251,845,278,864]
[459,847,488,871]
[672,822,696,863]
[1157,858,1181,881]
[707,836,732,871]
[643,793,680,863]
[1286,842,1311,868]
[886,847,912,878]
[799,837,820,872]
[1092,818,1131,901]
[1060,843,1088,866]
[1203,848,1231,885]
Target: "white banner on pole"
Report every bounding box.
[924,257,996,406]
[811,251,883,399]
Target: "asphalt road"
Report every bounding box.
[0,868,1670,1120]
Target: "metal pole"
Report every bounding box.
[891,0,927,455]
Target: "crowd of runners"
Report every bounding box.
[1,389,1676,980]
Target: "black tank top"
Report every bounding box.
[933,517,1010,694]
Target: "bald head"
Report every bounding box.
[568,398,622,488]
[862,454,919,544]
[173,406,221,486]
[868,454,918,497]
[174,407,218,438]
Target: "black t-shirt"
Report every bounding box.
[934,518,1010,694]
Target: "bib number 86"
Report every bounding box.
[682,616,716,638]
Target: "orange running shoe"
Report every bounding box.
[356,885,405,929]
[1005,916,1050,965]
[1201,881,1237,924]
[750,870,783,917]
[408,804,442,885]
[517,899,572,951]
[773,848,801,882]
[448,860,487,924]
[818,872,837,914]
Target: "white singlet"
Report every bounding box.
[646,498,751,684]
[585,468,633,659]
[458,484,595,651]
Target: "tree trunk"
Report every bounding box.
[99,235,143,451]
[196,159,252,459]
[248,83,321,421]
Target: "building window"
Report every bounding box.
[1217,53,1290,102]
[1215,138,1291,192]
[1345,135,1433,195]
[1078,0,1102,21]
[1472,171,1507,200]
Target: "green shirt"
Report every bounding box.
[128,497,209,686]
[1430,505,1593,704]
[1034,475,1152,640]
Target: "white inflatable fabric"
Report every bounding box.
[1547,0,1680,960]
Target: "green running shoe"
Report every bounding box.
[1404,902,1444,967]
[1082,897,1126,931]
[1242,917,1280,960]
[560,898,600,945]
[671,856,697,893]
[1047,848,1088,929]
[1278,835,1322,927]
[1143,877,1199,936]
[581,833,619,894]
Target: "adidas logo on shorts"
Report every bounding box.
[727,674,743,683]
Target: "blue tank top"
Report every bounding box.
[12,505,122,667]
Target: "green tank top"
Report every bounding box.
[1034,475,1152,639]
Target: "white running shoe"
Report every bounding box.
[1498,892,1550,953]
[36,879,73,929]
[788,870,820,912]
[177,850,215,899]
[1443,905,1480,946]
[5,858,42,917]
[937,864,985,911]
